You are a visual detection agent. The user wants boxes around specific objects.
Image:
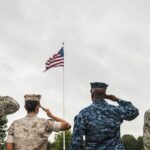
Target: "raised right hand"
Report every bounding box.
[105,94,118,102]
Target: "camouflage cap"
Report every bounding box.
[0,96,20,117]
[24,94,41,102]
[91,82,108,89]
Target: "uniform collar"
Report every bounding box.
[92,99,107,104]
[26,113,37,118]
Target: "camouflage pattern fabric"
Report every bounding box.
[0,96,19,117]
[70,99,139,150]
[7,114,61,150]
[143,109,150,150]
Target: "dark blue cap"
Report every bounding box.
[91,82,108,89]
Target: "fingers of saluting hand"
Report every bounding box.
[105,95,118,101]
[40,106,52,116]
[40,106,47,111]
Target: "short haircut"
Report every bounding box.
[25,100,39,113]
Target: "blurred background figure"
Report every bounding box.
[143,109,150,150]
[0,96,19,117]
[0,96,19,148]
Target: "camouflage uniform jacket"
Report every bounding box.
[7,114,61,150]
[143,109,150,150]
[70,99,139,150]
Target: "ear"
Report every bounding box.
[35,104,40,112]
[91,93,94,98]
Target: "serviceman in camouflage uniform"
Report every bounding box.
[70,82,139,150]
[0,96,19,117]
[6,94,71,150]
[143,109,150,150]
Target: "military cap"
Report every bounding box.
[91,82,108,89]
[24,94,41,102]
[0,96,20,116]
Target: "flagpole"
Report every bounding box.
[62,43,65,150]
[44,43,65,149]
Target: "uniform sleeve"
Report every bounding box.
[70,114,86,150]
[6,122,14,143]
[52,121,61,132]
[143,111,150,150]
[116,99,139,121]
[45,120,61,132]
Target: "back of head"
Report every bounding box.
[25,100,39,113]
[90,82,108,100]
[24,94,41,113]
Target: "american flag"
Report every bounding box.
[44,47,64,72]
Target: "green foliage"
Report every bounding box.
[122,134,144,150]
[47,141,55,150]
[52,130,71,150]
[0,143,5,150]
[136,136,144,150]
[0,116,8,145]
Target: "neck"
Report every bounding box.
[28,111,37,115]
[93,95,105,100]
[92,99,106,103]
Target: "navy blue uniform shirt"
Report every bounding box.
[70,99,139,150]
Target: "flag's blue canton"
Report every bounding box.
[58,47,64,57]
[70,99,139,150]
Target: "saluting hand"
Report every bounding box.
[40,106,53,117]
[105,94,118,102]
[40,105,71,130]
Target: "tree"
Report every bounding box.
[122,134,137,150]
[136,136,144,150]
[47,141,55,150]
[122,134,144,150]
[53,130,71,150]
[0,116,8,150]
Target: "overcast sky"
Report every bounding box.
[1,0,150,140]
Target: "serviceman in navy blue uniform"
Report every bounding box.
[70,82,139,150]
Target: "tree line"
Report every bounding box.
[46,131,144,150]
